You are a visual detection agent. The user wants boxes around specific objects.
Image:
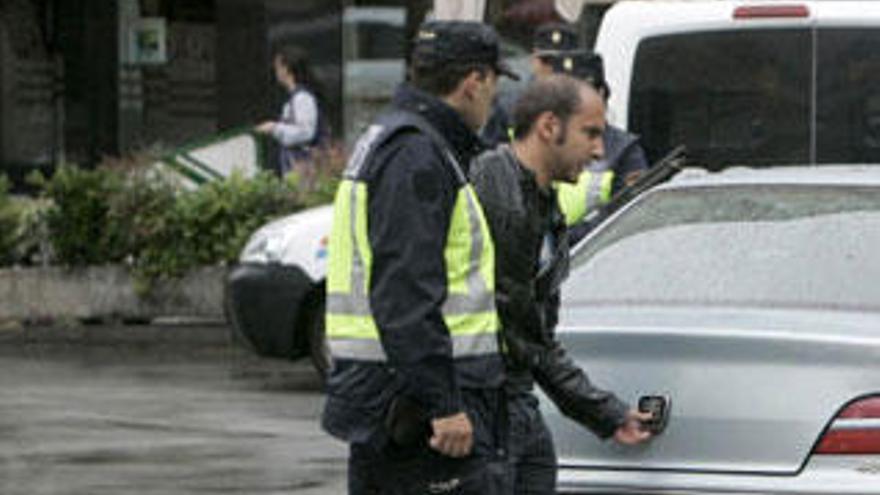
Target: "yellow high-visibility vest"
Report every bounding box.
[325,125,500,362]
[556,170,614,226]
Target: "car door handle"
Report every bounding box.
[638,394,671,435]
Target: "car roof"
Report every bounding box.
[662,165,880,189]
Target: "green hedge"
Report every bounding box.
[41,165,129,265]
[0,176,19,265]
[131,171,305,291]
[0,162,339,294]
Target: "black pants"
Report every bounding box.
[502,391,557,495]
[348,389,506,495]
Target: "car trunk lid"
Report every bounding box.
[543,305,880,474]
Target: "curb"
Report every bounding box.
[0,320,231,347]
[0,265,226,322]
[0,267,324,389]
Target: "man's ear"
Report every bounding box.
[536,111,560,141]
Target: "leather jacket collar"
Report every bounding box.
[500,145,554,202]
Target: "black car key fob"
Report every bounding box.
[638,395,671,435]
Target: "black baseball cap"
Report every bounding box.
[532,23,579,55]
[412,21,520,81]
[550,50,610,96]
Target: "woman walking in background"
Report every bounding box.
[256,46,327,186]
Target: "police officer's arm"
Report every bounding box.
[532,301,631,439]
[610,136,649,194]
[367,133,463,420]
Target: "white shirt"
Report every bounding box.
[272,88,318,147]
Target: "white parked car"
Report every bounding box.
[225,205,333,375]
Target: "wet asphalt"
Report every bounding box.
[0,323,347,495]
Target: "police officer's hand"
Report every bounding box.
[429,412,473,458]
[613,409,653,445]
[624,170,644,187]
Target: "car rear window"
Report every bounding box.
[566,185,880,311]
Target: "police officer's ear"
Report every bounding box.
[531,54,554,78]
[459,70,479,101]
[459,68,489,101]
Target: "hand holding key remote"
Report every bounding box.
[614,409,653,445]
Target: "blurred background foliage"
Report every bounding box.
[0,152,342,293]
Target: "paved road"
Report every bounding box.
[0,324,347,495]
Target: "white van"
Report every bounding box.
[596,0,880,169]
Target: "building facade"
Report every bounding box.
[0,0,610,181]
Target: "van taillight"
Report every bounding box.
[733,5,810,19]
[814,397,880,455]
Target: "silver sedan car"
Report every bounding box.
[545,166,880,494]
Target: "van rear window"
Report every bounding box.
[816,29,880,164]
[630,28,880,168]
[629,29,811,169]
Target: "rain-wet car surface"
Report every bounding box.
[545,166,880,494]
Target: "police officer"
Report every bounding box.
[471,75,652,494]
[550,50,650,243]
[322,20,519,494]
[481,22,580,146]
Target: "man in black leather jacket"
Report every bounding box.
[470,75,651,494]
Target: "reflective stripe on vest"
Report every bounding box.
[556,170,614,226]
[325,135,499,363]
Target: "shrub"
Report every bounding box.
[40,166,126,265]
[13,197,53,266]
[105,168,179,269]
[23,154,341,292]
[0,176,52,267]
[0,176,18,264]
[132,171,303,289]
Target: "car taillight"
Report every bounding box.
[733,5,810,19]
[814,396,880,455]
